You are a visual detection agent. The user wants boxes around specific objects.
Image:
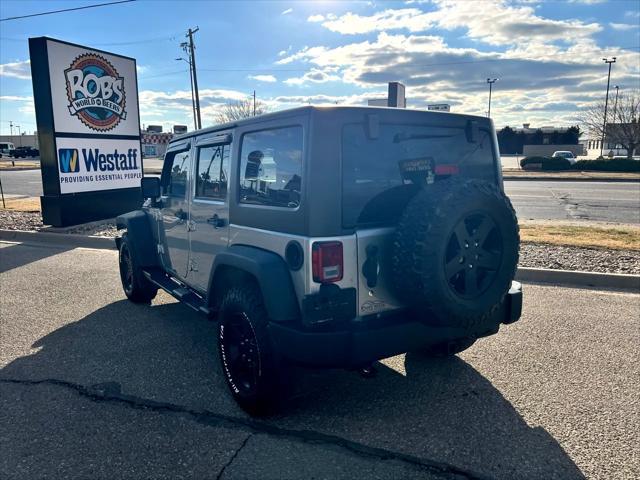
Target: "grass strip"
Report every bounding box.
[520,223,640,251]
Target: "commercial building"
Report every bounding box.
[0,134,39,149]
[140,125,189,158]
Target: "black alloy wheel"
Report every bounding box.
[444,212,503,298]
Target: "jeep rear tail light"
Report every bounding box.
[312,241,343,283]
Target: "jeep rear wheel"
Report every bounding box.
[218,286,282,416]
[392,179,519,327]
[118,234,158,303]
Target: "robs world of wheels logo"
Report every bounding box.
[64,53,126,131]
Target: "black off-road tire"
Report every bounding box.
[218,286,282,416]
[392,179,519,328]
[118,233,158,303]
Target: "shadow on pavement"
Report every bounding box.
[0,242,72,274]
[0,299,585,479]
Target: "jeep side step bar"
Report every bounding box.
[143,268,211,316]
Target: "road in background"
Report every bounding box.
[504,180,640,224]
[0,169,43,198]
[505,180,640,224]
[1,241,638,479]
[2,169,638,224]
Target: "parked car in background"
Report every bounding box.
[552,150,577,165]
[10,146,39,158]
[0,142,15,158]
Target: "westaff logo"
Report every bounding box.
[64,53,126,132]
[59,148,80,173]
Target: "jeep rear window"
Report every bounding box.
[342,122,496,228]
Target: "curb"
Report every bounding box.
[515,267,639,292]
[503,175,640,183]
[1,229,638,291]
[0,229,115,250]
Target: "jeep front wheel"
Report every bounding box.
[217,286,281,415]
[118,233,158,303]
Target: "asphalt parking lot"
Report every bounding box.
[1,241,639,479]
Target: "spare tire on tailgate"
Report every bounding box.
[391,179,519,327]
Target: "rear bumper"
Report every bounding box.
[269,281,523,368]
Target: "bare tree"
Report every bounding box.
[214,98,268,124]
[581,89,640,159]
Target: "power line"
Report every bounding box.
[0,0,135,22]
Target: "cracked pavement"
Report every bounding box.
[1,241,639,479]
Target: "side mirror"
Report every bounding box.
[141,176,160,199]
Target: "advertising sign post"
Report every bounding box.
[29,37,143,227]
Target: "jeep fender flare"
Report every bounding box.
[208,245,300,323]
[115,210,160,268]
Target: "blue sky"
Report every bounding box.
[1,0,639,135]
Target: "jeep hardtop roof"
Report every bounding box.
[169,105,492,143]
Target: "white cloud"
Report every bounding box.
[609,22,638,31]
[314,8,434,35]
[281,8,293,15]
[271,26,638,126]
[248,74,277,82]
[278,45,293,57]
[308,1,602,46]
[284,69,341,86]
[625,10,640,19]
[0,95,32,102]
[0,60,31,80]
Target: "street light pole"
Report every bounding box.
[612,85,620,121]
[176,54,196,131]
[487,78,498,118]
[600,57,616,157]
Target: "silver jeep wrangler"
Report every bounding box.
[116,106,522,414]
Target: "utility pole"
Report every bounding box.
[253,90,256,116]
[186,27,201,130]
[486,78,498,118]
[9,121,13,138]
[600,57,616,157]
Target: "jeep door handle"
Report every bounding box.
[207,214,226,228]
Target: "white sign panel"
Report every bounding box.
[56,137,142,194]
[47,39,140,136]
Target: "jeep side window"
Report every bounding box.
[161,150,190,198]
[195,145,229,200]
[239,126,302,208]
